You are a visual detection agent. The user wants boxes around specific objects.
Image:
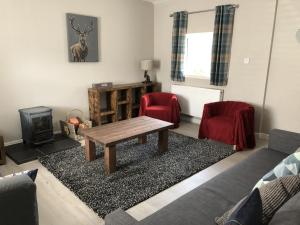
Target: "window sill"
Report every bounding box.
[172,77,225,91]
[185,75,210,80]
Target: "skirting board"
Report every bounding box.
[4,130,61,147]
[257,133,269,140]
[4,139,23,147]
[181,114,201,124]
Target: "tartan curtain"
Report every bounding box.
[210,5,235,86]
[171,11,188,82]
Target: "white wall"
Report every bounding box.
[154,0,277,132]
[154,0,300,134]
[0,0,154,142]
[1,0,299,142]
[262,0,300,133]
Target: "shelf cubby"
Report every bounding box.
[88,82,158,126]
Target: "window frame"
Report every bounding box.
[184,32,214,80]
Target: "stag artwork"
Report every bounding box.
[69,16,93,62]
[66,13,99,62]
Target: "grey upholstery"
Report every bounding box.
[269,191,300,225]
[105,129,300,225]
[136,149,286,225]
[0,175,38,225]
[105,208,137,225]
[269,129,300,154]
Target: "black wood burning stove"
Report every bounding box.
[19,106,54,145]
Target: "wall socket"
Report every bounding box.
[243,57,250,64]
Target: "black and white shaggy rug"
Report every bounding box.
[39,132,234,218]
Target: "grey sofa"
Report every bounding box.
[0,174,39,225]
[105,129,300,225]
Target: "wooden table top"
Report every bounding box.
[82,116,174,146]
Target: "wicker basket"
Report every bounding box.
[60,109,92,141]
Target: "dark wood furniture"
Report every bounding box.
[0,136,5,164]
[82,116,173,175]
[88,82,157,126]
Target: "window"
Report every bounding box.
[184,32,213,79]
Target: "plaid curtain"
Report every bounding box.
[171,11,188,82]
[210,5,235,86]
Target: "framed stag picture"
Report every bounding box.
[66,13,99,62]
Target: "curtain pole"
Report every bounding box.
[169,4,239,17]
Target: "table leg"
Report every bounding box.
[138,135,147,144]
[158,130,168,153]
[104,145,116,175]
[85,137,96,161]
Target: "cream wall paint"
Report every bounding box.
[0,0,154,142]
[262,0,300,133]
[153,0,300,134]
[154,0,277,132]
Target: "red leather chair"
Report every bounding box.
[198,101,255,150]
[139,92,181,128]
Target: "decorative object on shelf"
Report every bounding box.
[92,82,113,89]
[66,13,99,62]
[19,106,54,145]
[60,109,92,141]
[0,136,5,165]
[88,82,158,126]
[141,60,153,83]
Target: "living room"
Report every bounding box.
[0,0,300,225]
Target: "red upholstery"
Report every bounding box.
[198,101,256,150]
[139,92,181,128]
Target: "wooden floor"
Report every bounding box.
[0,122,267,225]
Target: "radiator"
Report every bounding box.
[171,85,224,118]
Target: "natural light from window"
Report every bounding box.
[184,32,213,79]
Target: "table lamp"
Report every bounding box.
[141,60,153,83]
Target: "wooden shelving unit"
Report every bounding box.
[88,82,158,126]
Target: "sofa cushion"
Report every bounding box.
[259,175,300,224]
[254,149,300,189]
[217,175,300,225]
[269,191,300,225]
[134,148,286,225]
[217,189,262,225]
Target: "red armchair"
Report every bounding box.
[198,101,255,150]
[139,92,181,128]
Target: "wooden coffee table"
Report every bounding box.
[82,116,174,175]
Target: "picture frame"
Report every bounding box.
[66,13,99,62]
